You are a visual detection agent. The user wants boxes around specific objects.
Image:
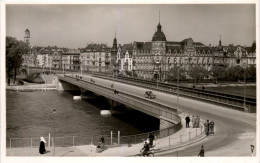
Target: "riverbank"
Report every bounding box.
[6,84,57,91]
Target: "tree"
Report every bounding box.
[167,66,185,81]
[247,65,256,81]
[188,65,207,83]
[211,65,226,83]
[6,36,29,84]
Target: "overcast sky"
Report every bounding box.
[6,4,256,48]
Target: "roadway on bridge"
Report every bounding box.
[68,74,256,156]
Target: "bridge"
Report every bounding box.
[55,74,181,130]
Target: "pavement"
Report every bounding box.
[6,113,207,157]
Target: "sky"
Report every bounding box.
[6,4,256,48]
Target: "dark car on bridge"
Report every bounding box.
[144,91,156,99]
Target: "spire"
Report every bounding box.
[159,10,160,23]
[219,34,222,46]
[115,26,116,38]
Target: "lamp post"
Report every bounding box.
[156,73,159,89]
[80,62,82,76]
[27,65,30,75]
[177,65,184,110]
[50,57,52,74]
[243,63,247,112]
[53,108,56,156]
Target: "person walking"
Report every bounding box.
[185,115,190,128]
[39,137,47,154]
[209,120,215,134]
[204,120,209,136]
[192,115,195,128]
[198,146,205,157]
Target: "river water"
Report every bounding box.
[6,90,159,139]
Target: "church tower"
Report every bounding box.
[111,29,118,69]
[152,11,167,81]
[24,29,30,46]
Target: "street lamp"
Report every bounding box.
[177,65,185,110]
[243,63,247,112]
[53,108,56,156]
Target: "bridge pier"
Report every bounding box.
[106,99,120,115]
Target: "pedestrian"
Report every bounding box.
[198,146,205,157]
[197,116,201,128]
[100,135,105,144]
[209,120,215,134]
[185,115,190,128]
[148,134,155,146]
[204,120,209,136]
[194,115,200,128]
[192,115,195,128]
[114,89,117,94]
[202,85,205,90]
[39,137,46,154]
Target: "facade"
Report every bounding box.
[117,44,133,73]
[80,43,111,73]
[61,50,80,70]
[130,22,256,81]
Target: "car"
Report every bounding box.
[144,91,156,99]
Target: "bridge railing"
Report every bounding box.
[59,74,181,124]
[92,74,256,113]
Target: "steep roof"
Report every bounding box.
[135,42,152,50]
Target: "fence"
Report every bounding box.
[7,121,183,149]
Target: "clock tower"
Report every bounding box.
[152,22,167,81]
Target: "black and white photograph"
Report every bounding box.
[1,1,258,163]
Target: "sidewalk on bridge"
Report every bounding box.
[6,113,206,157]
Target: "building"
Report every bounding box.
[61,50,80,70]
[130,21,256,81]
[116,44,134,73]
[24,29,30,46]
[80,43,111,73]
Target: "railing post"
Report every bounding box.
[111,131,113,145]
[10,138,11,150]
[169,137,170,147]
[118,131,120,145]
[48,133,51,148]
[91,135,93,145]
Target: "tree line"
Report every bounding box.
[167,64,256,83]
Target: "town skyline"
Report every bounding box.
[6,4,256,49]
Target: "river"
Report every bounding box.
[6,90,159,140]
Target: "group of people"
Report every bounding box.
[185,115,201,128]
[185,115,215,136]
[204,119,215,136]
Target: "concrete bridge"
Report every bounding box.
[55,74,181,130]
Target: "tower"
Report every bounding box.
[24,29,30,46]
[111,28,118,68]
[152,11,167,81]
